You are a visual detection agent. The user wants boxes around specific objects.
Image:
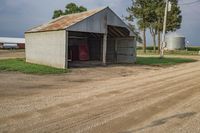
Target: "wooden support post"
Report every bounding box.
[103,34,107,65]
[114,38,118,63]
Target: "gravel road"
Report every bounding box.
[0,56,200,133]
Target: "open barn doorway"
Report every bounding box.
[106,25,136,63]
[68,31,103,67]
[67,25,135,68]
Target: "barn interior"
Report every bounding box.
[68,26,130,67]
[68,31,102,67]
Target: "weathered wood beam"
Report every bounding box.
[108,27,120,37]
[112,27,125,37]
[103,34,107,65]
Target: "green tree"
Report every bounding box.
[166,0,182,32]
[155,1,165,53]
[52,3,87,19]
[126,0,151,53]
[155,0,182,52]
[126,0,182,53]
[52,10,64,19]
[147,0,158,52]
[65,3,87,14]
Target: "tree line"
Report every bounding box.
[52,3,87,19]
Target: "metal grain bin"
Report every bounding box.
[166,33,185,50]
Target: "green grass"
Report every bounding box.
[137,46,200,51]
[0,59,67,74]
[0,57,196,74]
[137,50,199,55]
[136,57,196,66]
[137,46,200,56]
[187,46,200,51]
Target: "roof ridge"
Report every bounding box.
[61,6,107,18]
[63,7,108,29]
[26,7,107,33]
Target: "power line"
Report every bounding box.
[179,0,200,5]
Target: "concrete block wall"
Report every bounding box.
[25,30,67,68]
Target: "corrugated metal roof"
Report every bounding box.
[0,37,25,44]
[26,7,106,33]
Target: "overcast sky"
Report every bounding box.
[0,0,200,45]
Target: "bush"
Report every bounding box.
[187,47,200,51]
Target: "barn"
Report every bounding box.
[25,7,136,68]
[0,37,25,49]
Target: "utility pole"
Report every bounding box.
[160,0,169,58]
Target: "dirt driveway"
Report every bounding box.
[0,56,200,133]
[0,49,25,59]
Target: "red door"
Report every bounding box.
[79,43,89,61]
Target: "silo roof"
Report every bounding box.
[166,33,185,38]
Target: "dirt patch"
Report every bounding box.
[0,49,25,59]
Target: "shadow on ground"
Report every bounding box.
[122,112,197,133]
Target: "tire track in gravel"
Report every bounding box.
[48,77,200,133]
[1,62,199,119]
[1,61,200,133]
[10,64,200,132]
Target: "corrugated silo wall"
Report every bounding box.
[107,38,136,63]
[167,37,185,50]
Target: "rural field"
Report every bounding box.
[0,50,200,133]
[0,49,25,59]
